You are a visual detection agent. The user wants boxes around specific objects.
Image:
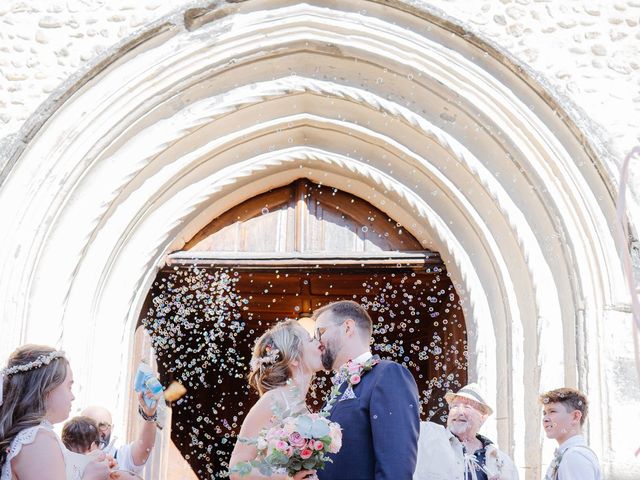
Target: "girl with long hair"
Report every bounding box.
[0,344,110,480]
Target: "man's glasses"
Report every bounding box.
[97,422,112,432]
[314,319,347,341]
[314,326,329,342]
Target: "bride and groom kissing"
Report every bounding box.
[229,300,420,480]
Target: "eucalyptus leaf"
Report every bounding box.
[257,463,273,476]
[310,419,330,437]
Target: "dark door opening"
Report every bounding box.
[142,260,467,478]
[140,179,467,479]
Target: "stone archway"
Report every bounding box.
[141,179,468,477]
[0,1,633,478]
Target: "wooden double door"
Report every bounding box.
[141,179,467,478]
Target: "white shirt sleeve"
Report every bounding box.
[115,442,145,475]
[557,448,601,480]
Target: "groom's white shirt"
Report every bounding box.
[336,351,372,372]
[351,350,372,365]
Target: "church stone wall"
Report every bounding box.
[1,0,639,168]
[1,1,639,479]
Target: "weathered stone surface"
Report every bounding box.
[38,15,62,28]
[569,46,587,54]
[591,43,608,55]
[506,6,526,19]
[34,29,47,43]
[584,6,601,15]
[0,0,636,210]
[494,14,507,25]
[4,71,28,81]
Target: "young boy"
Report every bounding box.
[62,416,142,480]
[540,387,602,480]
[62,415,101,454]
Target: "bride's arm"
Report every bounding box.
[11,429,66,480]
[228,393,288,480]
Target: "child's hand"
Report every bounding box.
[109,470,142,480]
[106,455,117,470]
[82,457,110,480]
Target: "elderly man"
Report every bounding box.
[413,384,518,480]
[82,392,158,477]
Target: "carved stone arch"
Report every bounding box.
[0,1,634,478]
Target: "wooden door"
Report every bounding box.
[140,179,467,479]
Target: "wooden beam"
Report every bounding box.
[165,251,443,270]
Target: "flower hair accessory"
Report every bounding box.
[0,350,66,406]
[249,344,280,372]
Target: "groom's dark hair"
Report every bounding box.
[315,300,373,338]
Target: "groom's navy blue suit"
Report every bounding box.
[318,359,420,480]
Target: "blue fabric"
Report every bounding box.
[465,434,493,480]
[318,360,420,480]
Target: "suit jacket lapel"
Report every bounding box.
[326,360,381,417]
[325,380,350,418]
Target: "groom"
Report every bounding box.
[314,300,420,480]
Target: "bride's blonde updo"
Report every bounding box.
[247,320,305,396]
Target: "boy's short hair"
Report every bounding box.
[62,416,101,453]
[539,387,589,426]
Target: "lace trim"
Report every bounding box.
[1,424,52,480]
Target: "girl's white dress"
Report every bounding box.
[1,421,92,480]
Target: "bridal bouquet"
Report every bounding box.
[232,412,342,477]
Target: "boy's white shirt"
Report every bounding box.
[546,434,602,480]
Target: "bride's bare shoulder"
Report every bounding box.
[238,389,283,434]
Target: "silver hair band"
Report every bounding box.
[0,350,66,406]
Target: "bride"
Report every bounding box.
[0,345,110,480]
[229,320,324,480]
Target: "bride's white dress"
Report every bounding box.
[1,422,92,480]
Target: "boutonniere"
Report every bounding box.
[321,355,380,416]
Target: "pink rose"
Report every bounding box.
[300,448,313,459]
[314,440,324,451]
[288,432,306,448]
[276,440,288,452]
[268,439,280,453]
[328,424,342,453]
[350,374,361,384]
[347,363,361,374]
